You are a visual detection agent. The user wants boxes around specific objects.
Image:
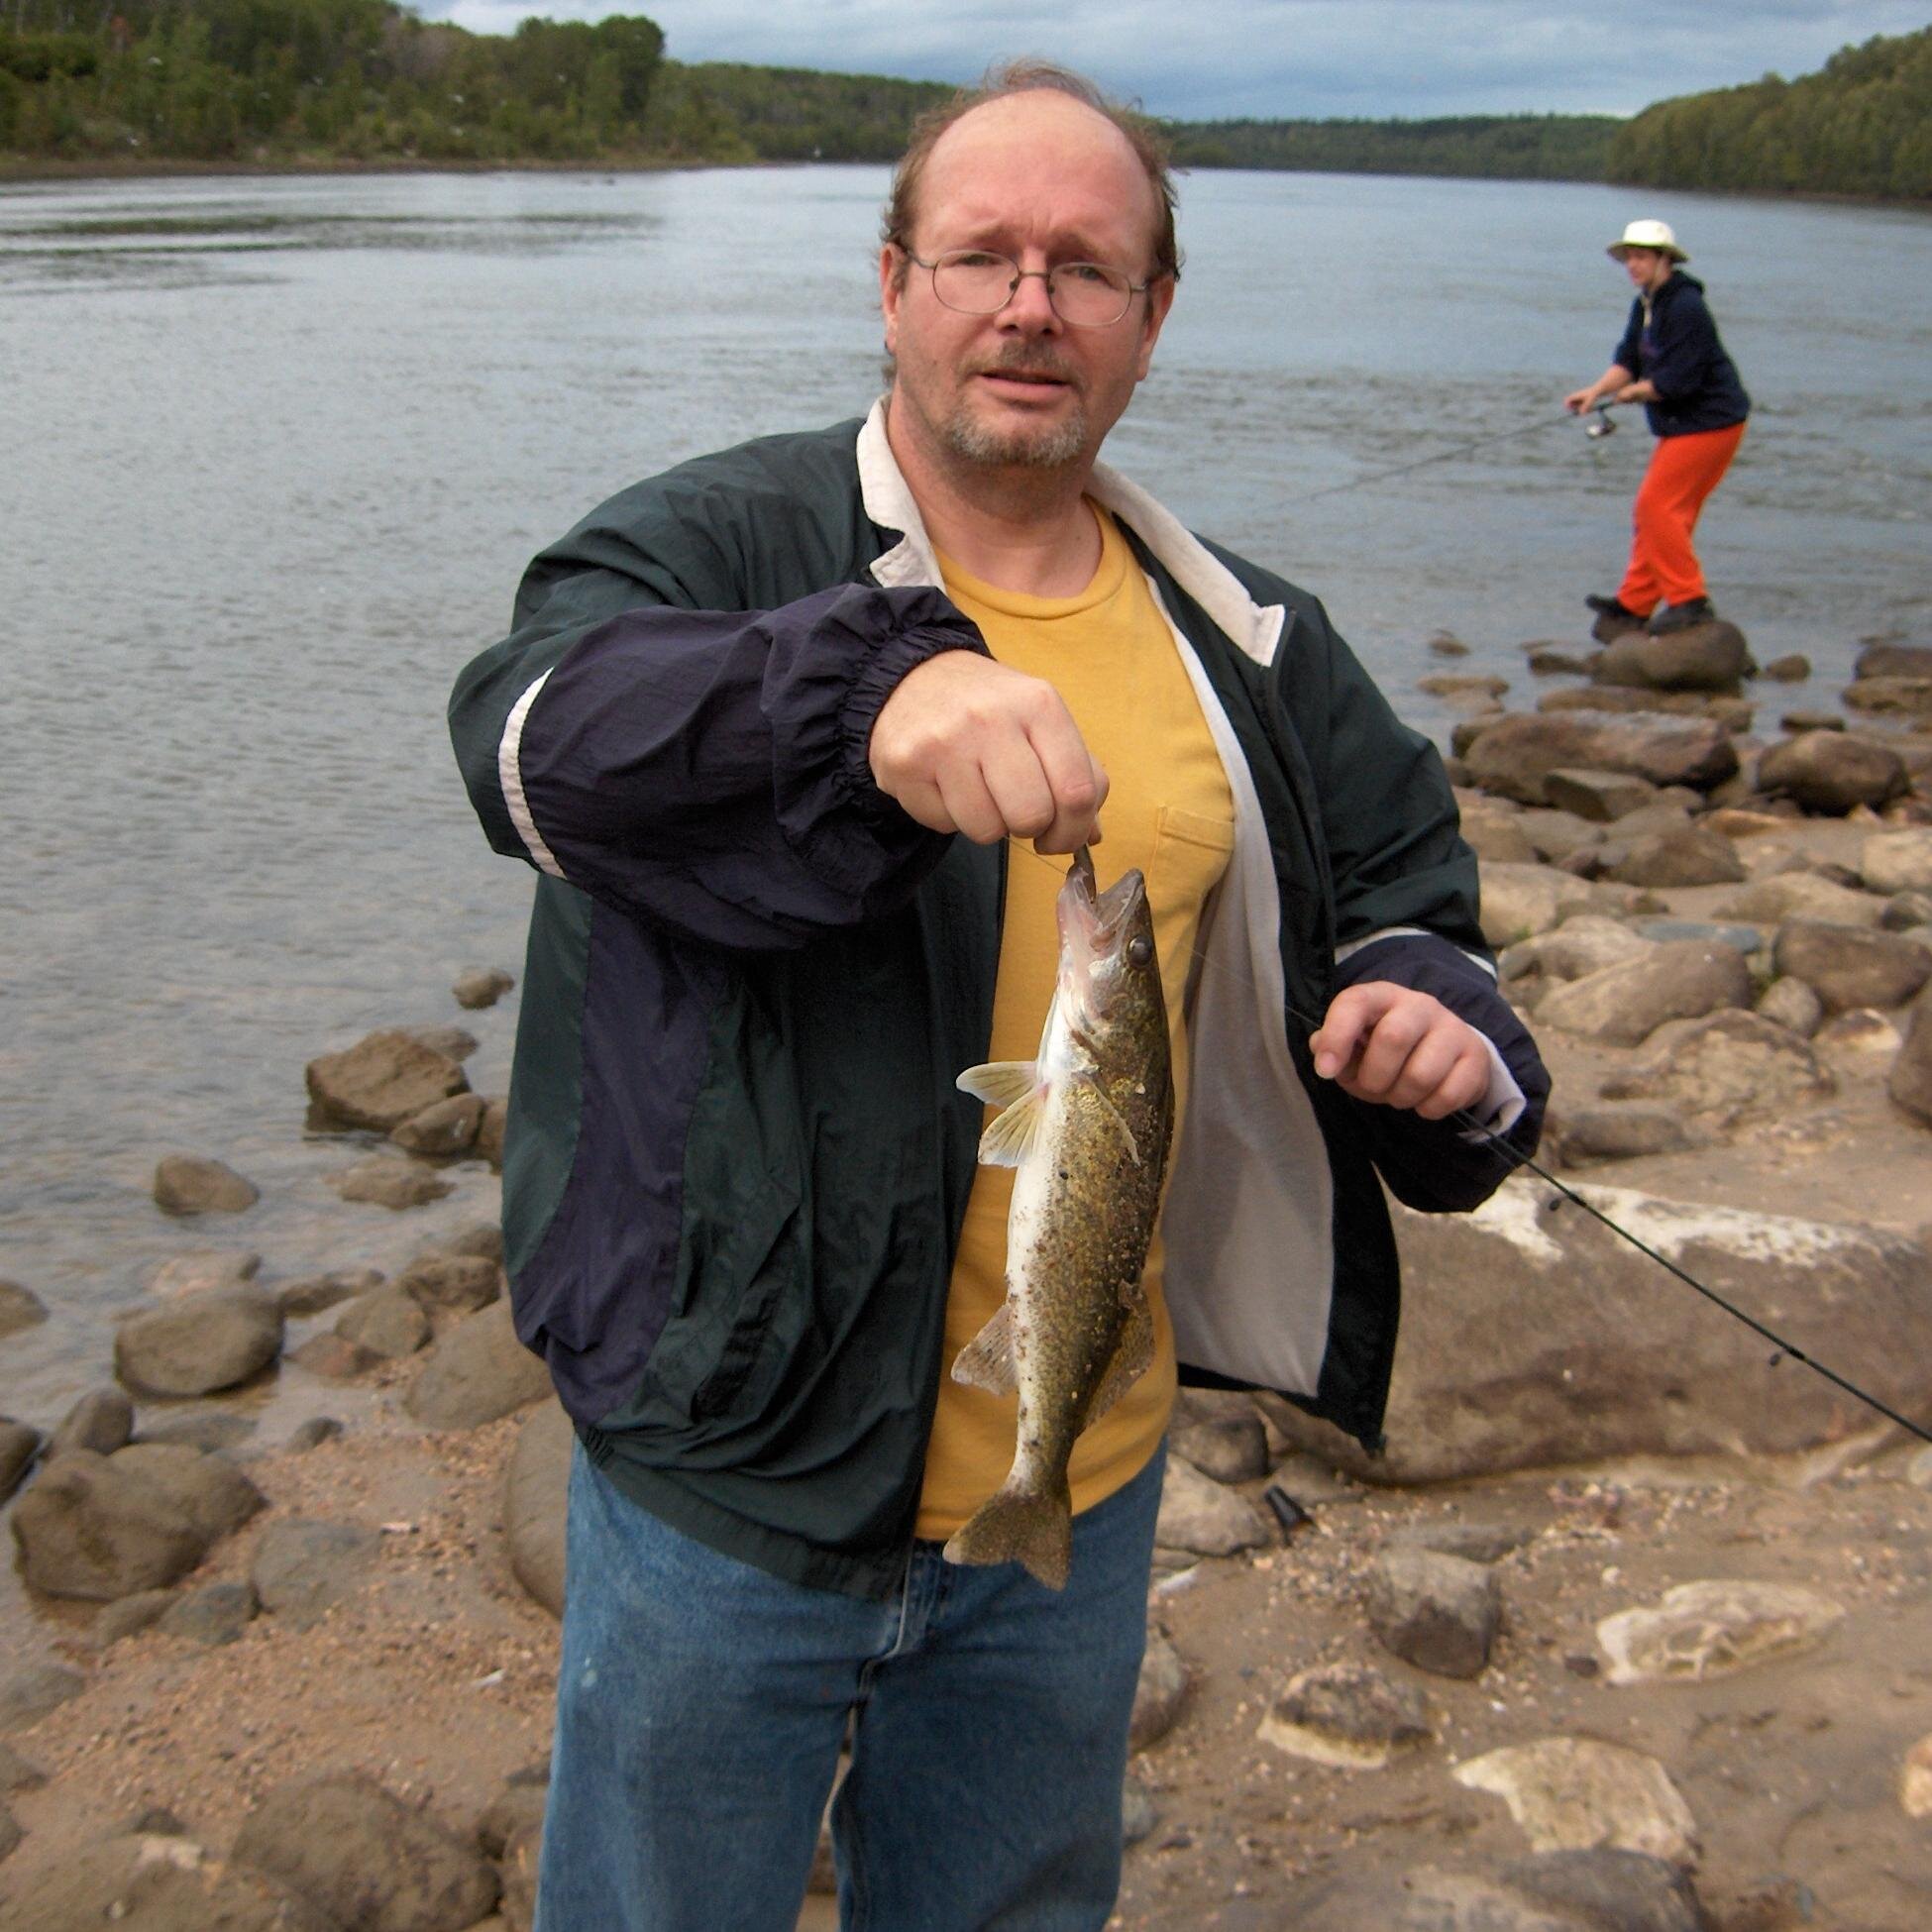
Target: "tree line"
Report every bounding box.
[1,1,1926,201]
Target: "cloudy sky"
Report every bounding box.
[424,1,1929,120]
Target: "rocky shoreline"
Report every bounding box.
[4,625,1932,1929]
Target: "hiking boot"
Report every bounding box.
[1648,597,1716,635]
[1584,593,1645,642]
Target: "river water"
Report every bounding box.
[1,164,1928,1431]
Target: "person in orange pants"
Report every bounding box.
[1565,219,1750,637]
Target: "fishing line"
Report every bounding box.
[1009,840,1932,1446]
[1302,401,1624,502]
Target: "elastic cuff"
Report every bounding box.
[836,627,990,820]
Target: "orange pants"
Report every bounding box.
[1617,420,1745,615]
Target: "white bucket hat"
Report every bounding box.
[1607,219,1688,264]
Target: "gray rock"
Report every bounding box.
[1554,1104,1717,1164]
[1366,1545,1501,1677]
[405,1300,553,1431]
[109,1443,265,1542]
[504,1400,572,1618]
[1591,621,1750,693]
[1454,1737,1700,1867]
[397,1254,501,1315]
[1771,918,1932,1013]
[1168,1412,1269,1483]
[1629,916,1764,954]
[1862,828,1932,894]
[1718,869,1886,928]
[1755,976,1825,1038]
[475,1778,548,1861]
[285,1416,344,1452]
[1858,641,1932,680]
[1502,1849,1704,1932]
[1257,1664,1433,1769]
[1599,1010,1835,1125]
[1761,653,1811,681]
[1517,806,1607,864]
[1464,710,1738,806]
[390,1094,487,1157]
[1535,939,1753,1046]
[94,1588,176,1646]
[1543,768,1660,822]
[1844,675,1932,715]
[1757,731,1908,814]
[453,967,515,1010]
[139,1411,257,1453]
[45,1386,135,1460]
[1601,822,1746,889]
[276,1268,383,1318]
[0,1279,49,1339]
[251,1520,382,1630]
[1890,987,1932,1127]
[0,1421,41,1503]
[152,1155,259,1217]
[232,1771,499,1932]
[286,1332,383,1380]
[1501,916,1654,986]
[325,1155,455,1211]
[115,1287,282,1398]
[1129,1630,1189,1751]
[305,1029,470,1133]
[10,1450,210,1600]
[1266,1179,1932,1482]
[1390,1519,1533,1564]
[0,1663,85,1733]
[157,1579,259,1646]
[145,1247,263,1299]
[1153,1452,1271,1559]
[335,1286,433,1358]
[1284,1865,1587,1931]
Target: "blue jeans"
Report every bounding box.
[535,1441,1165,1932]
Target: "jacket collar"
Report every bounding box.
[856,398,1284,667]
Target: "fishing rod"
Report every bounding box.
[1303,399,1624,501]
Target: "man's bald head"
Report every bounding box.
[882,59,1181,290]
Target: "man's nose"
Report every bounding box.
[997,267,1063,331]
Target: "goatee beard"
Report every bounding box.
[939,353,1088,470]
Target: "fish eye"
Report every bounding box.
[1127,935,1153,967]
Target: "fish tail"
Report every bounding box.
[943,1480,1073,1591]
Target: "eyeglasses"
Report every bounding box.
[903,249,1151,329]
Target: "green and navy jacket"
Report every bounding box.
[450,403,1547,1599]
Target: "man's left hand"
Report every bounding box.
[1309,983,1490,1121]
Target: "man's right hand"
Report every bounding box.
[868,650,1107,853]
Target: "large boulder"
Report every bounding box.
[1534,940,1752,1046]
[107,1444,265,1542]
[152,1155,259,1217]
[1598,822,1746,889]
[504,1399,573,1618]
[1757,732,1907,814]
[10,1450,210,1600]
[1716,870,1886,929]
[1771,919,1932,1014]
[1463,712,1738,806]
[1591,621,1750,694]
[1600,1011,1834,1125]
[305,1030,469,1134]
[1542,769,1658,823]
[405,1299,552,1430]
[1267,1180,1932,1482]
[1478,864,1602,946]
[1501,916,1654,985]
[113,1287,282,1399]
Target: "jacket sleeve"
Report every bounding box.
[449,577,990,951]
[1642,286,1720,403]
[1613,297,1643,375]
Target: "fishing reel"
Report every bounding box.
[1584,403,1618,440]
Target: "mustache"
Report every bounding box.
[971,344,1079,384]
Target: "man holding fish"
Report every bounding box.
[452,57,1548,1932]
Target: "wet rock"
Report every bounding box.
[1553,1104,1716,1164]
[1453,1737,1700,1866]
[1,1829,337,1931]
[1844,675,1932,715]
[1600,1011,1834,1125]
[1757,731,1907,814]
[397,1253,501,1315]
[391,1093,487,1157]
[454,967,515,1010]
[1479,862,1601,945]
[404,1023,480,1063]
[1761,653,1810,681]
[335,1287,433,1359]
[152,1155,259,1217]
[405,1299,552,1430]
[1168,1411,1268,1483]
[1266,1180,1932,1482]
[1755,976,1824,1038]
[251,1520,382,1630]
[1542,768,1659,822]
[108,1443,265,1542]
[1591,621,1750,693]
[1365,1545,1501,1678]
[1502,1849,1705,1932]
[1464,711,1738,805]
[94,1588,176,1646]
[1153,1452,1270,1558]
[305,1028,470,1133]
[146,1247,262,1299]
[286,1333,383,1380]
[275,1268,381,1318]
[504,1399,572,1618]
[0,1279,48,1340]
[1600,822,1747,888]
[1535,939,1752,1046]
[1129,1629,1190,1751]
[115,1286,282,1398]
[1257,1663,1433,1769]
[1771,918,1932,1013]
[10,1449,210,1600]
[157,1579,259,1646]
[1629,916,1763,954]
[45,1387,134,1460]
[1889,987,1932,1126]
[325,1155,455,1211]
[1597,1579,1845,1685]
[1717,869,1885,928]
[232,1771,499,1931]
[0,1663,85,1733]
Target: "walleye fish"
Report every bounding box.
[944,846,1174,1590]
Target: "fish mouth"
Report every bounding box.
[1057,846,1148,1007]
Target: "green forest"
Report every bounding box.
[1,1,1926,201]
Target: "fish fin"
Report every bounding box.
[951,1301,1019,1396]
[956,1060,1038,1110]
[973,1085,1050,1169]
[1087,1284,1155,1424]
[1087,1082,1141,1168]
[943,1479,1073,1591]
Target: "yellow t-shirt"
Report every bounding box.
[916,504,1235,1541]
